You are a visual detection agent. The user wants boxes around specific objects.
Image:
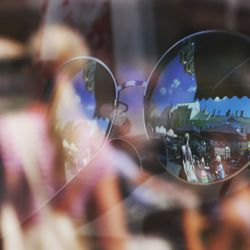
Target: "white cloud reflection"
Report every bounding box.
[159,87,167,96]
[171,79,181,89]
[187,86,197,93]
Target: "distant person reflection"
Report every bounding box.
[180,133,198,182]
[215,155,226,180]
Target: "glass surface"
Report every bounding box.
[145,31,250,184]
[49,57,117,181]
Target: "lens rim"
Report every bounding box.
[56,55,119,139]
[46,55,119,183]
[143,30,250,186]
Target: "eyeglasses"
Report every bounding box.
[50,30,250,187]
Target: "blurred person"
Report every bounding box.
[27,24,129,250]
[207,178,250,250]
[182,177,250,250]
[0,24,127,250]
[183,208,206,250]
[0,128,87,250]
[0,35,91,250]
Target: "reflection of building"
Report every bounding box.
[170,103,250,160]
[167,101,250,135]
[193,109,250,135]
[192,107,211,128]
[151,100,250,150]
[170,102,200,129]
[150,100,250,163]
[172,102,200,119]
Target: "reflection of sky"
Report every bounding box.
[151,54,250,118]
[72,72,110,132]
[73,73,95,119]
[151,54,197,111]
[200,97,250,118]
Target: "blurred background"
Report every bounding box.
[0,0,249,79]
[0,1,249,250]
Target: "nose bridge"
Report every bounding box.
[120,80,147,89]
[111,80,147,138]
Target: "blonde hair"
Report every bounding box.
[28,24,90,72]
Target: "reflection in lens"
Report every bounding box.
[50,57,117,181]
[145,31,250,185]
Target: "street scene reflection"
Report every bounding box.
[147,33,250,184]
[149,97,250,183]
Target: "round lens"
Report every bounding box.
[145,31,250,185]
[49,57,117,181]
